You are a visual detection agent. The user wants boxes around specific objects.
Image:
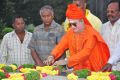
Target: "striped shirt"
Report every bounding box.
[28,21,65,61]
[0,30,34,66]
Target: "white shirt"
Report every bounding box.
[108,42,120,65]
[0,50,2,62]
[101,19,120,70]
[0,30,34,66]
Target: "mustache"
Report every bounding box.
[107,15,113,18]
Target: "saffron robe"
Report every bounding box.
[51,24,110,71]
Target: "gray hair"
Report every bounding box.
[39,5,54,16]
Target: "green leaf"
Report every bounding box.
[0,72,6,79]
[2,66,13,72]
[74,69,90,78]
[22,64,34,68]
[112,71,120,80]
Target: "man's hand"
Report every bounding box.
[43,56,54,65]
[31,49,45,66]
[101,63,112,72]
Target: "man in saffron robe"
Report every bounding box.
[44,4,110,71]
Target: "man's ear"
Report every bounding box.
[52,15,54,19]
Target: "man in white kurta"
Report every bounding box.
[101,19,120,70]
[108,42,120,68]
[101,0,120,71]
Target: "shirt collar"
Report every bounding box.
[40,20,57,29]
[11,30,29,37]
[109,18,120,26]
[116,18,120,25]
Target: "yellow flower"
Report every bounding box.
[87,72,111,80]
[40,73,43,78]
[8,73,24,80]
[20,68,36,73]
[43,66,53,70]
[36,66,43,71]
[0,64,6,69]
[0,69,4,72]
[67,73,78,80]
[9,65,17,71]
[50,70,59,75]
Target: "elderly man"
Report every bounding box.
[28,5,65,66]
[64,0,102,59]
[64,0,102,32]
[101,0,120,71]
[0,15,33,66]
[44,4,110,71]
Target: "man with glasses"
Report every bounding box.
[63,0,103,66]
[64,0,102,32]
[101,0,120,71]
[44,4,110,71]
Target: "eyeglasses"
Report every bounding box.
[68,23,77,27]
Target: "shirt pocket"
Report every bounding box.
[48,33,57,45]
[48,36,56,48]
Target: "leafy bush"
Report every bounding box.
[0,72,6,80]
[2,27,13,36]
[0,21,7,39]
[26,24,35,33]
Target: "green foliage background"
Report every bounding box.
[0,0,110,38]
[0,0,72,26]
[0,0,72,38]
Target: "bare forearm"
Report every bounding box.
[31,50,45,66]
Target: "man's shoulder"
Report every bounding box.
[3,31,14,39]
[26,31,32,36]
[51,21,64,32]
[116,19,120,24]
[3,31,14,38]
[34,24,43,32]
[54,22,62,28]
[86,10,102,22]
[53,21,63,28]
[103,21,110,26]
[89,13,101,21]
[101,21,110,30]
[55,24,64,32]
